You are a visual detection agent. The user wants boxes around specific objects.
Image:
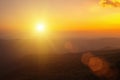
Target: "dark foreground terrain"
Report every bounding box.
[0,39,120,80]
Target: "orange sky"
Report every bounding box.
[1,0,120,36]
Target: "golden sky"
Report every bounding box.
[1,0,120,33]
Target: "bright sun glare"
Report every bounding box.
[36,23,45,32]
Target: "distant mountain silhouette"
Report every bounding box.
[1,38,120,53]
[53,37,120,52]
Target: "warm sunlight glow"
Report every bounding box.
[36,23,45,32]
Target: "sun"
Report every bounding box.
[36,23,45,32]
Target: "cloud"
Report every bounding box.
[100,0,120,7]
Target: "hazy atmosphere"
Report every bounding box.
[1,0,120,38]
[1,0,120,80]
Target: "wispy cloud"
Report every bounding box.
[100,0,120,7]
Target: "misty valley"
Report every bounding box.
[0,38,120,80]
